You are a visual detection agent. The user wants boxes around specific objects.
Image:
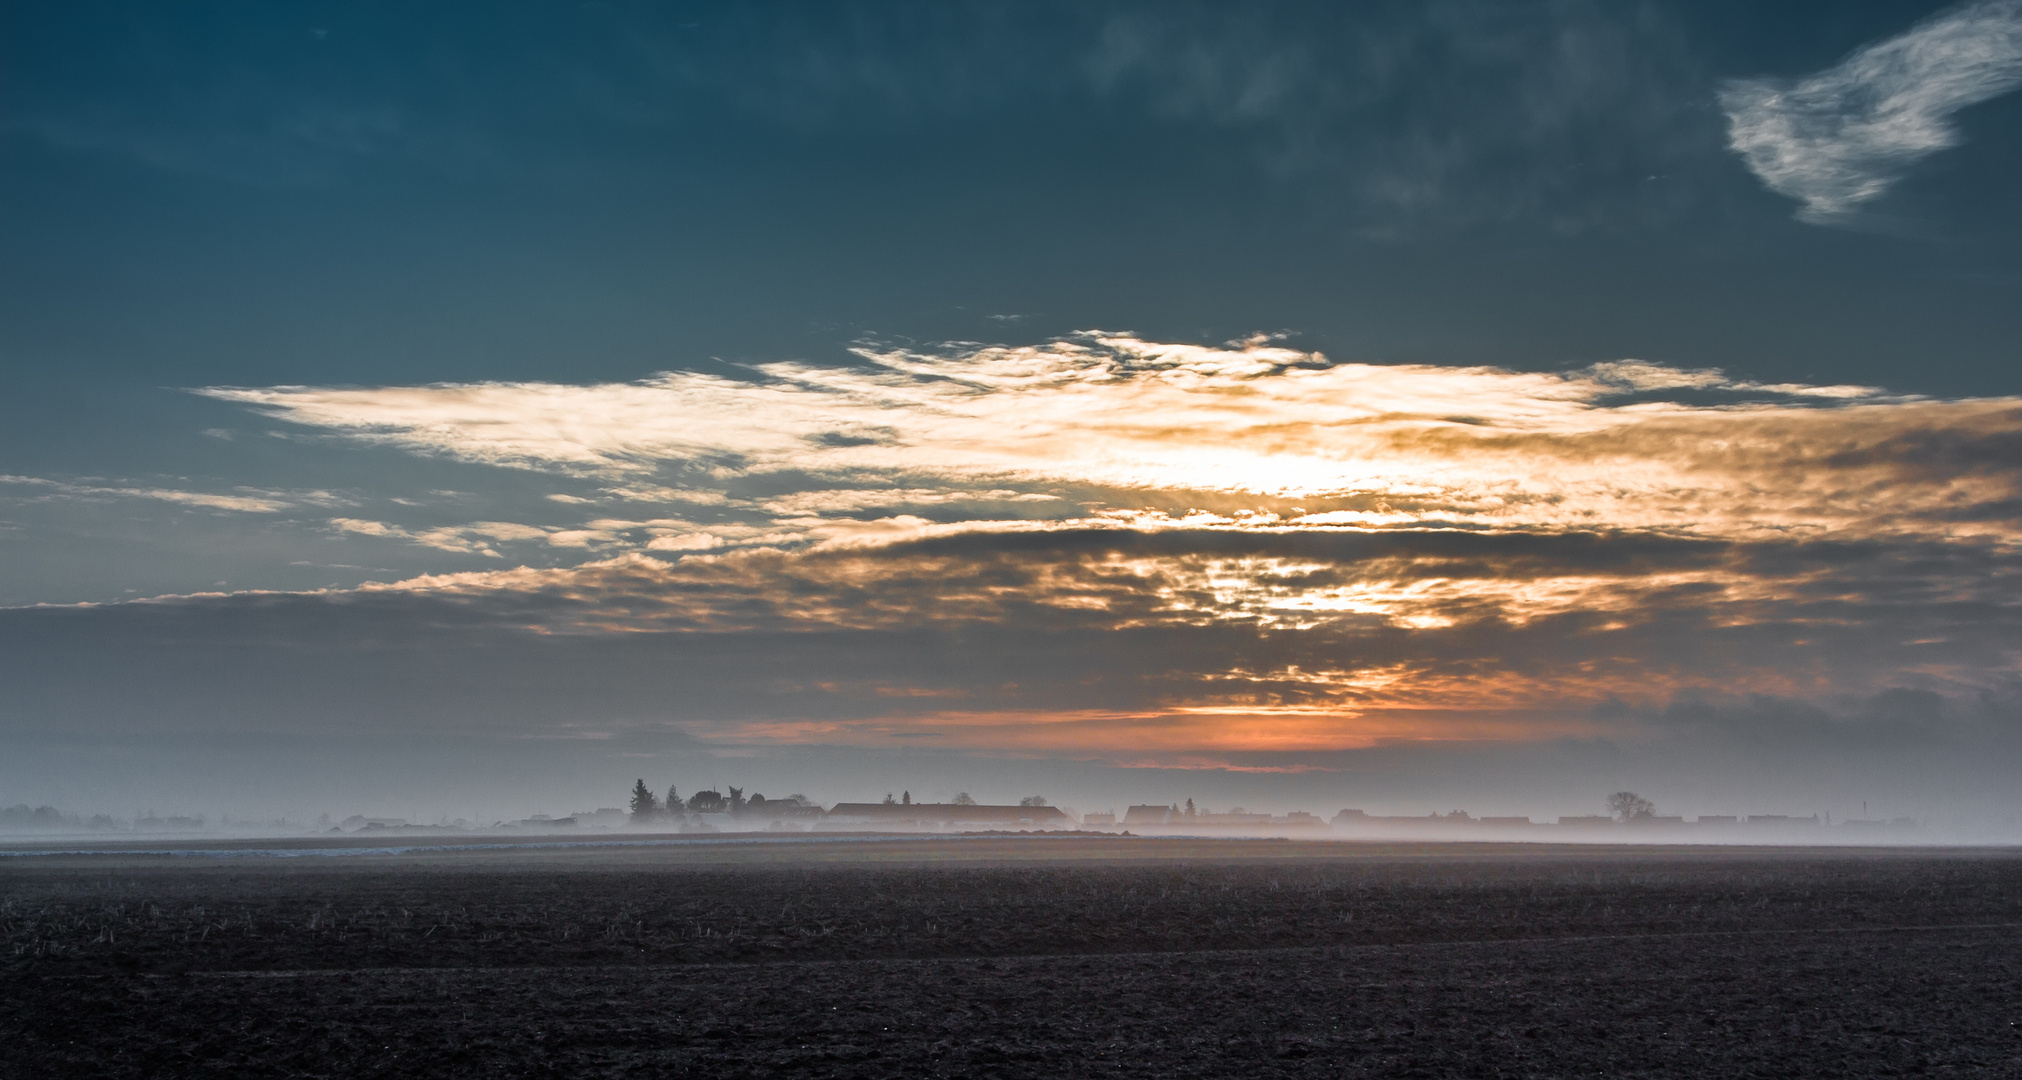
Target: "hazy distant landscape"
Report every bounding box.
[0,785,1947,845]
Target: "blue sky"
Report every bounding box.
[3,1,2021,824]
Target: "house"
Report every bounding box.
[1123,804,1176,825]
[1333,810,1484,830]
[823,802,1072,828]
[1558,815,1614,827]
[744,802,824,823]
[1479,816,1533,826]
[1081,811,1117,826]
[1195,812,1271,825]
[1840,817,1917,831]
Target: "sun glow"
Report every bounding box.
[174,334,2022,753]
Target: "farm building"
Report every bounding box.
[823,802,1072,828]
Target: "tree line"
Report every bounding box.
[627,780,812,823]
[631,783,1052,821]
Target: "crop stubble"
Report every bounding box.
[4,837,2021,1077]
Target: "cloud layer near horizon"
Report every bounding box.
[148,334,2022,755]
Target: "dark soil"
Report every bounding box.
[5,837,2021,1077]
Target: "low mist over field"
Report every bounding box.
[5,0,2022,834]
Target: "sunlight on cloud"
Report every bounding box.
[208,330,2022,657]
[330,517,562,557]
[202,333,2015,547]
[181,333,2022,752]
[1720,0,2022,222]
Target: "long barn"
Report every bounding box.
[823,803,1073,828]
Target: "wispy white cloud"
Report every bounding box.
[0,474,345,513]
[200,332,2016,551]
[756,489,1057,516]
[329,517,567,557]
[1720,0,2022,223]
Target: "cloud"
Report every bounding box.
[1082,3,1715,235]
[133,333,2022,757]
[1720,0,2022,222]
[329,517,587,557]
[198,333,2013,552]
[260,519,2017,751]
[11,524,2018,765]
[652,3,1714,233]
[0,474,337,513]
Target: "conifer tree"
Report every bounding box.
[629,779,661,823]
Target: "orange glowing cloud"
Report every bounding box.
[170,334,2022,753]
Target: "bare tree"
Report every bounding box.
[1608,791,1656,822]
[952,792,976,806]
[1018,795,1048,807]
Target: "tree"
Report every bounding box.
[883,792,897,805]
[664,785,680,817]
[1184,798,1196,819]
[902,791,911,805]
[1019,795,1048,807]
[728,786,746,814]
[687,789,726,814]
[952,792,976,806]
[629,779,661,823]
[1608,791,1656,822]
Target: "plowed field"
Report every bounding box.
[6,836,2020,1078]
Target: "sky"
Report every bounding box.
[3,0,2022,827]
